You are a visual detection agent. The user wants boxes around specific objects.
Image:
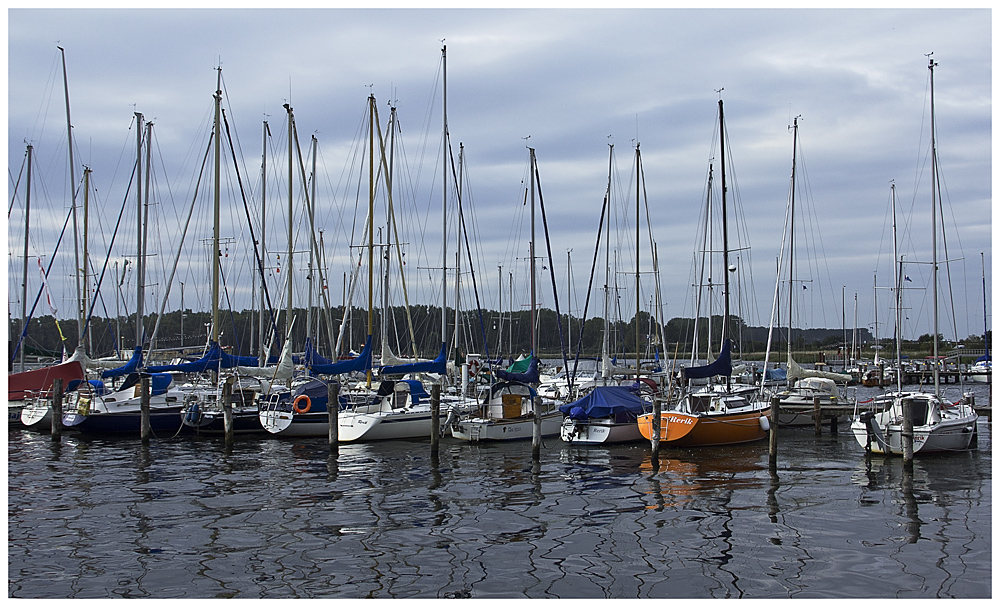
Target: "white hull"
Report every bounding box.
[451,411,562,442]
[560,416,644,444]
[19,400,52,430]
[850,392,978,455]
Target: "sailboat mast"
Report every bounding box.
[141,121,153,350]
[602,144,612,378]
[135,112,145,349]
[82,167,91,352]
[211,69,222,346]
[529,147,537,355]
[58,46,83,344]
[441,45,449,355]
[259,120,269,364]
[308,135,317,346]
[285,103,294,351]
[635,143,641,377]
[981,251,988,359]
[368,93,376,387]
[892,183,902,391]
[787,116,798,367]
[718,98,731,390]
[928,54,941,396]
[20,144,32,372]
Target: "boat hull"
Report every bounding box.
[560,416,644,444]
[451,411,562,442]
[637,407,770,447]
[849,392,979,455]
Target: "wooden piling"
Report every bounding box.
[813,396,822,435]
[50,377,63,440]
[328,381,339,452]
[768,396,780,472]
[901,398,914,464]
[430,383,441,455]
[221,378,233,446]
[140,375,151,442]
[532,393,541,462]
[650,397,661,466]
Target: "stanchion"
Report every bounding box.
[50,378,64,440]
[328,381,340,452]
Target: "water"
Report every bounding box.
[7,385,991,598]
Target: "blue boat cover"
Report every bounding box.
[764,366,787,381]
[683,339,732,380]
[380,341,448,376]
[145,342,258,373]
[304,337,334,366]
[495,356,540,384]
[310,336,373,375]
[558,385,647,420]
[101,346,143,379]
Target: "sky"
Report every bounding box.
[6,5,993,355]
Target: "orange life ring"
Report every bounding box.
[292,394,312,414]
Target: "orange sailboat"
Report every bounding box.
[638,98,770,448]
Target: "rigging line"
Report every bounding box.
[9,203,75,364]
[447,142,491,362]
[571,192,608,388]
[533,159,570,377]
[9,152,27,217]
[222,108,281,350]
[81,156,139,341]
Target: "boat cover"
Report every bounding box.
[310,336,373,375]
[303,337,334,366]
[380,341,447,375]
[145,342,259,373]
[7,359,86,400]
[683,339,732,380]
[558,385,647,420]
[495,356,540,383]
[101,346,143,379]
[787,357,851,382]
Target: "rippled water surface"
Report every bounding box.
[8,387,992,598]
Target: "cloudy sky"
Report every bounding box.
[6,6,992,355]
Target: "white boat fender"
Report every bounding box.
[759,415,770,431]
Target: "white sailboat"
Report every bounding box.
[851,56,978,455]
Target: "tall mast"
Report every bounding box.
[134,112,145,350]
[307,134,317,346]
[20,144,32,372]
[892,183,902,391]
[58,46,83,345]
[211,68,222,346]
[367,93,375,387]
[787,116,799,369]
[141,120,153,350]
[719,98,731,391]
[635,143,641,377]
[981,251,988,362]
[441,45,449,354]
[529,147,537,356]
[602,144,612,378]
[928,54,941,396]
[82,167,91,352]
[259,120,269,364]
[284,102,294,350]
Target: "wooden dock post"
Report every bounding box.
[430,383,441,455]
[650,397,661,468]
[813,396,822,435]
[768,396,780,472]
[50,378,63,440]
[532,393,541,462]
[140,375,151,442]
[328,381,339,452]
[901,398,914,464]
[221,377,233,446]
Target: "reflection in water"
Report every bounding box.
[7,413,992,599]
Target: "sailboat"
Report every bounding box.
[637,99,771,447]
[764,116,855,425]
[560,143,658,445]
[850,56,978,455]
[449,147,563,442]
[967,252,990,383]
